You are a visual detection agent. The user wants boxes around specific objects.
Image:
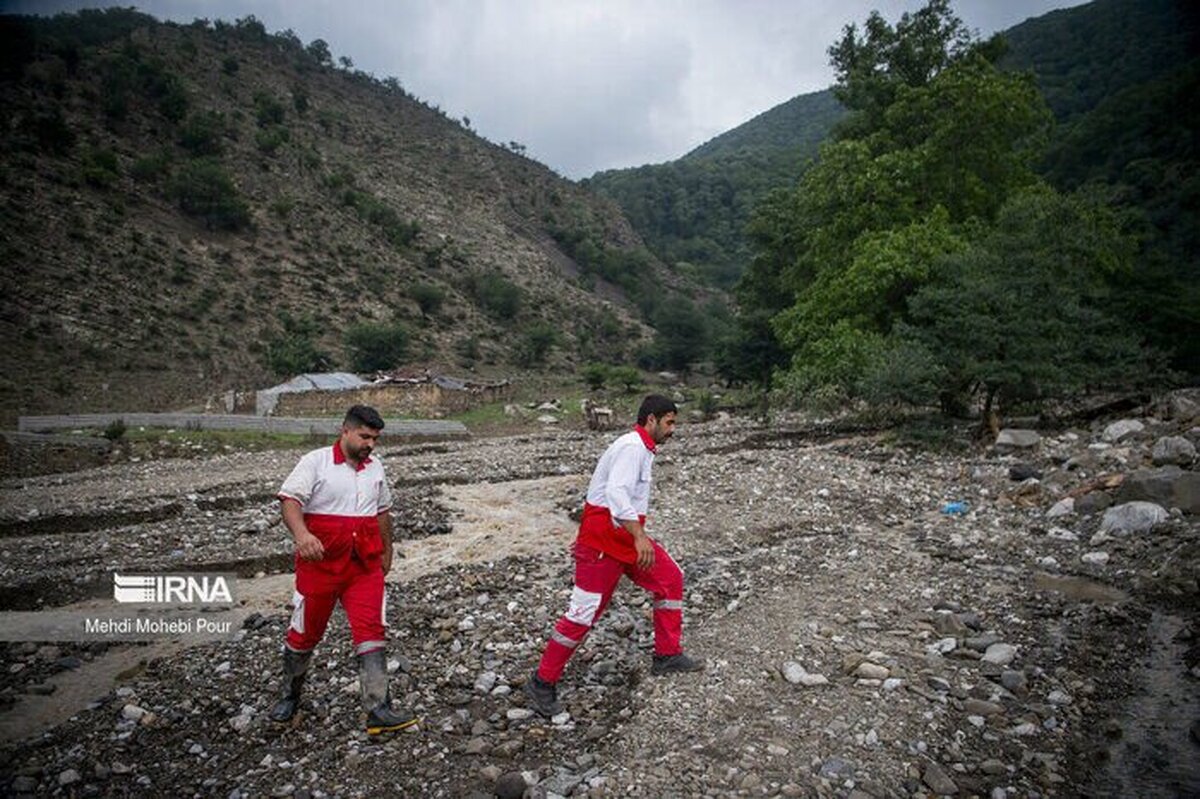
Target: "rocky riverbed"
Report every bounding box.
[0,402,1198,797]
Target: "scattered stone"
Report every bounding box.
[1102,419,1144,443]
[782,661,828,687]
[1099,501,1169,536]
[982,643,1017,666]
[854,662,889,680]
[922,761,958,795]
[1009,463,1042,481]
[996,429,1041,449]
[505,708,534,722]
[817,756,854,780]
[1076,491,1113,516]
[1117,467,1200,514]
[58,769,80,786]
[1046,497,1075,519]
[963,698,1004,716]
[1081,551,1110,566]
[121,704,147,722]
[1152,436,1196,466]
[495,771,528,799]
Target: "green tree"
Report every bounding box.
[344,321,410,372]
[755,1,1052,402]
[608,365,642,392]
[900,190,1154,425]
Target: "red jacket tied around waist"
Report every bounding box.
[576,502,647,564]
[302,513,384,568]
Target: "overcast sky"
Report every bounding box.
[3,0,1089,178]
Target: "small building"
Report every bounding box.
[240,371,511,418]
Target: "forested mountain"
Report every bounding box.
[0,9,697,421]
[584,91,844,288]
[589,0,1198,377]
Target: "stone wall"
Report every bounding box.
[272,382,510,418]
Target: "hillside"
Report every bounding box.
[0,10,688,423]
[584,90,844,288]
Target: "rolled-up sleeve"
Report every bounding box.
[376,468,393,513]
[278,453,316,507]
[605,446,642,521]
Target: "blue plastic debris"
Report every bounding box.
[940,501,970,515]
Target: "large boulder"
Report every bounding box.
[1101,419,1145,443]
[1117,467,1200,514]
[1099,501,1169,535]
[1159,389,1200,422]
[1152,436,1196,467]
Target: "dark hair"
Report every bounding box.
[344,405,385,430]
[637,394,677,426]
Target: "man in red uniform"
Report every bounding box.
[525,394,703,717]
[268,405,418,734]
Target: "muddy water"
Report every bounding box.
[1090,611,1200,797]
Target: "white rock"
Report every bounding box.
[506,708,534,721]
[883,678,904,692]
[1099,501,1169,536]
[1048,690,1073,705]
[551,711,571,725]
[982,643,1017,666]
[1046,498,1075,519]
[926,638,957,655]
[854,662,889,680]
[1081,551,1110,566]
[121,704,147,722]
[1102,419,1144,443]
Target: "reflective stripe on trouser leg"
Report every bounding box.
[627,540,685,656]
[536,545,624,683]
[285,589,337,653]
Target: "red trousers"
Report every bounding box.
[286,554,386,656]
[536,540,685,684]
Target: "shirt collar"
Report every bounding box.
[633,424,657,454]
[331,440,371,472]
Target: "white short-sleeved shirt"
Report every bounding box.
[585,429,654,521]
[278,443,393,517]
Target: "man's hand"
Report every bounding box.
[633,532,655,571]
[381,546,393,575]
[294,530,325,561]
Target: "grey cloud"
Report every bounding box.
[2,0,1088,177]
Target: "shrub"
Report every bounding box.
[103,418,126,441]
[221,56,239,75]
[344,320,409,372]
[409,282,444,316]
[169,158,250,230]
[81,148,120,187]
[608,365,642,392]
[253,91,285,126]
[255,126,289,154]
[581,362,609,391]
[514,323,557,367]
[130,149,171,182]
[31,109,75,154]
[469,272,522,320]
[265,313,329,376]
[179,111,225,155]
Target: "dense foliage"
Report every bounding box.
[741,0,1165,423]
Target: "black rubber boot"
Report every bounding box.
[651,652,705,676]
[523,671,563,717]
[358,649,419,734]
[268,649,312,723]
